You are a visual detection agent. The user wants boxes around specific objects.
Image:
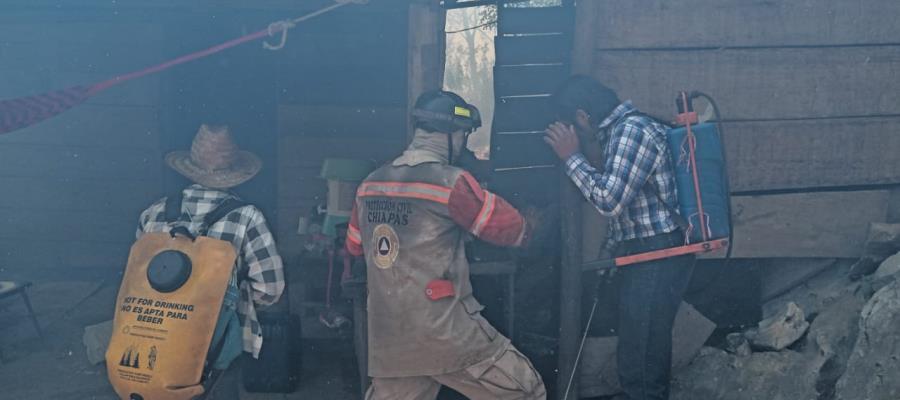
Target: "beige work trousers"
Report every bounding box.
[365,341,546,400]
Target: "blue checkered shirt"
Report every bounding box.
[564,101,679,247]
[137,184,285,358]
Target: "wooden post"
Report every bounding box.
[557,181,584,399]
[407,1,446,142]
[557,2,601,399]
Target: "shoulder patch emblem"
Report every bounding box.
[372,224,400,269]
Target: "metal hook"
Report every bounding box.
[263,20,295,51]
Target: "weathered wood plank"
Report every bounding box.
[0,143,164,180]
[577,190,889,259]
[492,132,557,169]
[0,70,162,107]
[0,176,160,212]
[498,5,573,35]
[493,96,556,133]
[571,0,600,74]
[592,46,900,120]
[0,23,163,45]
[500,116,900,192]
[724,117,900,192]
[0,208,141,243]
[278,138,399,171]
[277,105,406,139]
[0,237,130,270]
[728,190,890,258]
[593,0,900,49]
[0,0,366,11]
[0,105,160,149]
[494,65,569,98]
[489,166,558,208]
[496,34,571,66]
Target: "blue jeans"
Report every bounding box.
[615,231,695,400]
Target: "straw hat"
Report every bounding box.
[165,124,262,189]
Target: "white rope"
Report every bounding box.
[263,0,369,51]
[562,295,600,400]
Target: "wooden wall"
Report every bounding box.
[582,0,900,258]
[0,19,166,275]
[0,2,412,278]
[273,3,411,263]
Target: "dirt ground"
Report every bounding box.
[0,273,360,400]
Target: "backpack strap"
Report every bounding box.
[615,112,691,232]
[198,198,247,237]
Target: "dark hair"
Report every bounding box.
[551,75,620,125]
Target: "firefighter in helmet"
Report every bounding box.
[346,91,546,400]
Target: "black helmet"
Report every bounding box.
[412,90,482,134]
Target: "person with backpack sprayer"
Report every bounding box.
[346,90,546,400]
[108,124,285,400]
[544,76,695,400]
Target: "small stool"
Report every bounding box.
[0,281,43,338]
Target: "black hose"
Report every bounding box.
[690,91,734,263]
[681,92,734,299]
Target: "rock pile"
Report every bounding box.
[667,222,900,400]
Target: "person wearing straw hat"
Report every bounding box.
[136,124,285,399]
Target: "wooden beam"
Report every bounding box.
[557,1,596,398]
[407,2,445,142]
[592,46,900,120]
[593,0,900,49]
[727,190,890,258]
[576,190,892,259]
[558,174,583,400]
[571,0,600,74]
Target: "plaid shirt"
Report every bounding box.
[564,101,679,247]
[137,184,285,358]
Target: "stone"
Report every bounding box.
[82,320,113,365]
[849,223,900,279]
[871,252,900,292]
[725,332,752,357]
[804,291,867,399]
[747,302,809,351]
[835,279,900,400]
[670,347,819,400]
[579,302,715,398]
